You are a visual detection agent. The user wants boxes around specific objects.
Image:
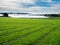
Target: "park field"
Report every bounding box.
[0,17,60,45]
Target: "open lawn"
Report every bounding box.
[0,17,60,45]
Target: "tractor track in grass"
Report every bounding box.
[0,25,37,36]
[10,24,55,45]
[0,26,24,34]
[29,25,59,45]
[0,23,53,31]
[0,25,28,31]
[0,23,48,36]
[0,25,26,34]
[0,25,23,31]
[1,24,52,44]
[0,25,40,43]
[15,26,55,45]
[0,23,45,34]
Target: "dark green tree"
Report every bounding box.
[3,13,8,17]
[44,14,60,17]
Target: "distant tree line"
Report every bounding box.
[0,13,8,17]
[0,13,29,17]
[44,14,60,17]
[0,13,60,17]
[3,13,8,17]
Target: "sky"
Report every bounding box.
[0,0,60,14]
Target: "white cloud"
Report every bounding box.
[0,0,60,14]
[0,0,35,8]
[0,4,60,14]
[0,0,35,5]
[41,0,52,2]
[28,4,60,14]
[0,0,35,12]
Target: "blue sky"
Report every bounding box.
[0,0,60,14]
[23,0,60,7]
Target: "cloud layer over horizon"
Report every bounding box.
[0,0,60,14]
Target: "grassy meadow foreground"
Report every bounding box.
[0,17,60,45]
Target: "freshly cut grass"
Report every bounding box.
[0,17,60,45]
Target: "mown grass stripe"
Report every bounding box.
[0,23,46,36]
[0,25,37,36]
[0,17,60,45]
[38,25,60,45]
[30,25,59,45]
[0,25,39,43]
[0,23,45,34]
[0,24,39,36]
[0,25,26,31]
[10,24,56,45]
[2,24,52,44]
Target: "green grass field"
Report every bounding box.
[0,17,60,45]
